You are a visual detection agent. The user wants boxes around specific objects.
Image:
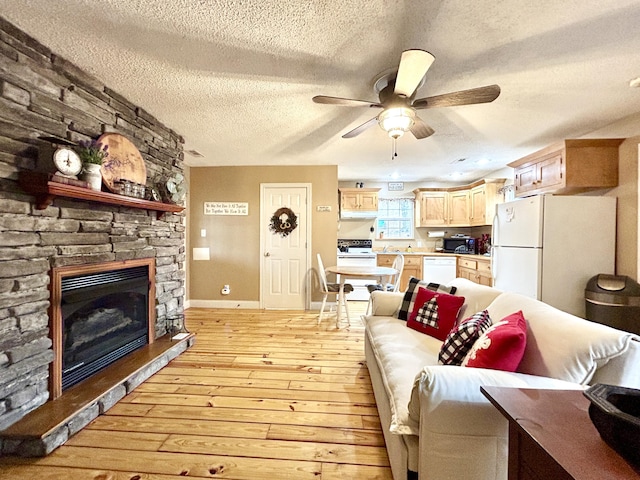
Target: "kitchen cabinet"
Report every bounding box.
[339,187,380,218]
[377,254,422,292]
[416,191,448,226]
[414,179,505,227]
[508,139,624,197]
[469,179,505,226]
[457,256,492,286]
[448,189,469,226]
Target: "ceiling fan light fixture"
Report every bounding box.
[387,128,405,139]
[379,107,415,138]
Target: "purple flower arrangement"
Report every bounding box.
[77,139,109,165]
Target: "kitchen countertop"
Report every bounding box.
[375,251,491,261]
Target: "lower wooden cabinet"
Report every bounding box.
[457,257,492,286]
[377,254,422,292]
[376,254,492,290]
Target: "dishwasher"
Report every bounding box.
[423,256,457,284]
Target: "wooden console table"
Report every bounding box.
[481,387,638,480]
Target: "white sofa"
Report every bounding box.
[363,278,640,480]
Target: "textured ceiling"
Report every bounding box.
[3,1,640,182]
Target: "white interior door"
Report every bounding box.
[261,184,310,309]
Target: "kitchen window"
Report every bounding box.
[376,198,414,239]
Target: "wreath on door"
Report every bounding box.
[269,207,298,237]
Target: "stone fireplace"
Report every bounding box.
[0,16,188,440]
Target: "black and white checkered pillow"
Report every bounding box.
[438,310,493,365]
[397,277,458,320]
[415,297,440,328]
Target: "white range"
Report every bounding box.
[336,239,376,301]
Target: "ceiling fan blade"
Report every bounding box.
[342,116,379,138]
[394,50,435,98]
[410,116,435,139]
[412,84,501,109]
[313,95,382,108]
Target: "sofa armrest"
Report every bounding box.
[367,291,404,317]
[409,365,584,435]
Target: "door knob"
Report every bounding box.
[264,252,270,257]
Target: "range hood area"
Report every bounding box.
[338,187,380,220]
[340,210,378,219]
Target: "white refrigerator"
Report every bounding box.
[491,195,616,318]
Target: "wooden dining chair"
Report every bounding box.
[317,253,353,325]
[365,254,404,315]
[367,254,404,293]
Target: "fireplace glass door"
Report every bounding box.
[61,265,149,390]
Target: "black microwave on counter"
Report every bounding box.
[443,237,476,254]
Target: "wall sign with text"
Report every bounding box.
[204,202,249,215]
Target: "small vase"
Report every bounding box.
[81,163,102,191]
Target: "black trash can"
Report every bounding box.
[585,274,640,335]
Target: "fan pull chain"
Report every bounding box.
[391,137,399,160]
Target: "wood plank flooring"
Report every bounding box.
[0,302,393,479]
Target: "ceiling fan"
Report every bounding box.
[313,50,500,141]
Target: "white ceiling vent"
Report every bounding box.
[185,149,204,158]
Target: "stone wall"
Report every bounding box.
[0,17,185,430]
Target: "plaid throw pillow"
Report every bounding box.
[439,310,493,365]
[397,277,458,320]
[407,287,466,340]
[415,298,439,328]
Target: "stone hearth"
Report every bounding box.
[0,334,194,456]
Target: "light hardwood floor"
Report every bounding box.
[0,302,393,479]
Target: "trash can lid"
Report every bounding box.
[596,274,626,292]
[586,274,640,305]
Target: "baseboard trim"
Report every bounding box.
[185,300,338,311]
[187,299,261,309]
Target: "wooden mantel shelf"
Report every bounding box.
[19,171,184,216]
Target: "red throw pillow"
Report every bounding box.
[439,310,493,365]
[462,311,527,372]
[407,287,465,341]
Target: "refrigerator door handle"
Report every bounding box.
[491,208,499,284]
[492,246,498,285]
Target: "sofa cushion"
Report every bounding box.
[439,310,493,365]
[486,292,638,384]
[398,277,457,320]
[364,315,441,435]
[407,287,465,341]
[462,310,527,372]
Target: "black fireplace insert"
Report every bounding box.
[61,265,149,390]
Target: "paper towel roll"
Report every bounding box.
[427,231,446,238]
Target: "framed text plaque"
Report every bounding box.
[204,202,248,215]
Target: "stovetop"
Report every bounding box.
[337,239,373,255]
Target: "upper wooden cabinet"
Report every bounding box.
[339,188,380,218]
[414,179,505,227]
[508,139,624,197]
[416,191,448,226]
[448,189,469,227]
[469,180,505,226]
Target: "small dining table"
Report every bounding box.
[325,265,398,327]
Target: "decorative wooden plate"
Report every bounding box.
[97,133,147,192]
